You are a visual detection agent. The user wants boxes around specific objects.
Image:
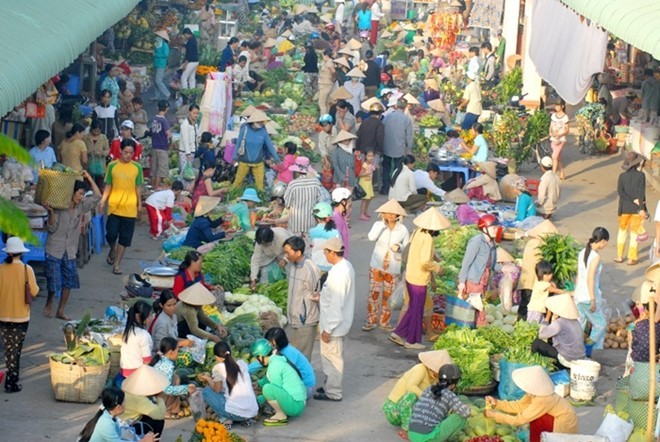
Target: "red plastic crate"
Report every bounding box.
[527,179,540,196]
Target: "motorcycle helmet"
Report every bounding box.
[438,364,462,382]
[125,274,154,299]
[331,187,351,204]
[319,114,334,125]
[313,202,333,219]
[250,338,273,357]
[478,214,503,243]
[272,182,287,198]
[311,32,320,39]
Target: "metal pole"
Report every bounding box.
[648,295,656,441]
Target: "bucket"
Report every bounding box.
[570,359,601,401]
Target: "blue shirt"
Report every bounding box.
[472,134,489,162]
[515,192,536,221]
[229,201,251,232]
[182,216,225,248]
[28,146,57,182]
[185,35,199,62]
[357,9,372,30]
[219,45,235,71]
[89,410,122,442]
[233,124,279,164]
[248,344,316,388]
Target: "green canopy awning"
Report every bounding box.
[560,0,660,59]
[0,0,140,117]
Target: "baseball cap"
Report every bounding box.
[540,156,553,168]
[323,237,344,252]
[120,120,134,130]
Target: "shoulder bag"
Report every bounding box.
[24,265,33,305]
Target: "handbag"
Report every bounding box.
[236,127,247,157]
[89,156,104,177]
[24,265,32,305]
[352,184,367,201]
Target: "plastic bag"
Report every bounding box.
[266,261,285,283]
[182,163,196,181]
[389,280,406,311]
[466,293,484,311]
[498,358,530,400]
[549,369,570,385]
[163,232,187,252]
[189,390,207,421]
[454,111,465,125]
[499,274,513,312]
[595,413,634,442]
[186,335,208,364]
[89,156,104,176]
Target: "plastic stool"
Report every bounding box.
[526,179,540,196]
[92,214,105,254]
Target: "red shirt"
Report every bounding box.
[109,137,143,161]
[172,269,212,296]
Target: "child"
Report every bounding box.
[199,341,258,427]
[272,142,297,184]
[309,202,340,272]
[229,187,261,231]
[195,132,216,176]
[145,180,184,240]
[150,337,196,419]
[130,97,148,139]
[404,364,471,442]
[513,177,536,222]
[527,261,564,323]
[118,79,134,120]
[358,150,375,221]
[263,196,289,228]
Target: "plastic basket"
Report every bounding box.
[629,361,660,401]
[35,169,78,209]
[444,296,476,329]
[628,398,658,431]
[614,377,631,416]
[49,358,110,403]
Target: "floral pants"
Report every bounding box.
[304,73,318,101]
[0,321,29,389]
[382,391,417,430]
[367,268,396,327]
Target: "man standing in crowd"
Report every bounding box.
[641,68,660,124]
[362,50,382,98]
[381,98,413,195]
[357,102,385,190]
[481,42,497,86]
[458,72,482,130]
[150,100,171,189]
[536,156,561,219]
[101,139,143,275]
[181,28,200,90]
[315,237,355,402]
[282,236,322,362]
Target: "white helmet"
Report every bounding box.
[272,182,287,198]
[331,187,351,203]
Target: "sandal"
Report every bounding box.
[112,267,123,275]
[613,258,625,263]
[362,324,376,331]
[106,255,115,266]
[627,260,639,266]
[4,383,22,393]
[165,413,180,420]
[314,392,342,401]
[379,324,395,332]
[263,418,288,426]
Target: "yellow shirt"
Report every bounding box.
[387,363,434,402]
[405,230,439,286]
[105,160,143,218]
[528,280,551,313]
[0,261,39,322]
[518,237,542,290]
[120,392,166,421]
[59,139,87,172]
[491,393,578,434]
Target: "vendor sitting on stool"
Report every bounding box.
[531,294,586,370]
[182,196,227,249]
[485,366,578,442]
[465,161,501,203]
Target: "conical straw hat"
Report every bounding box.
[265,121,278,135]
[332,86,353,100]
[477,161,497,179]
[645,262,660,283]
[413,207,451,231]
[246,109,270,123]
[512,366,554,396]
[424,79,439,91]
[376,199,408,217]
[178,282,217,306]
[154,30,170,42]
[381,30,394,38]
[418,350,453,372]
[240,105,256,117]
[361,96,382,111]
[338,47,354,56]
[403,93,420,105]
[430,48,443,57]
[333,57,350,68]
[333,130,357,144]
[427,99,446,113]
[122,365,169,396]
[263,38,277,48]
[545,294,580,320]
[527,220,559,238]
[194,196,221,217]
[444,188,469,204]
[496,247,515,263]
[347,38,363,50]
[639,280,657,304]
[346,67,366,78]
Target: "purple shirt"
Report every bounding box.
[151,115,170,150]
[331,211,350,258]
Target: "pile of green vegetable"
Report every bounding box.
[434,325,493,391]
[223,314,263,361]
[223,292,286,327]
[51,343,110,366]
[433,224,479,295]
[537,233,580,289]
[168,246,196,261]
[255,280,288,310]
[447,396,520,442]
[202,236,254,292]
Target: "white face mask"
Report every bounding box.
[252,123,264,129]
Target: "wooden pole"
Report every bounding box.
[648,293,656,441]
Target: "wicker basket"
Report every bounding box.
[49,358,110,403]
[35,169,78,209]
[460,380,497,396]
[107,334,123,380]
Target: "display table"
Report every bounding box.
[432,160,475,185]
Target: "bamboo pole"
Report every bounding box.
[648,295,656,441]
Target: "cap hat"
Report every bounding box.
[346,67,366,78]
[403,93,420,105]
[2,237,30,254]
[154,30,170,42]
[332,86,354,100]
[444,188,469,204]
[540,156,553,168]
[418,350,453,372]
[333,130,357,144]
[179,282,217,306]
[194,196,221,217]
[122,365,169,396]
[347,38,363,50]
[477,161,497,179]
[427,99,446,113]
[246,109,271,123]
[413,207,451,231]
[545,294,579,320]
[120,120,134,130]
[323,237,344,252]
[512,366,554,396]
[375,199,408,217]
[313,202,333,219]
[496,247,515,263]
[240,187,262,203]
[333,57,350,69]
[527,220,559,238]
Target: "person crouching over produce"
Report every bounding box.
[249,327,316,398]
[172,250,222,297]
[484,366,578,442]
[120,365,169,439]
[249,226,291,290]
[404,364,471,442]
[229,187,261,232]
[176,283,227,343]
[182,196,227,249]
[531,294,585,370]
[250,338,307,426]
[145,179,184,240]
[383,350,452,433]
[150,337,197,419]
[199,341,258,428]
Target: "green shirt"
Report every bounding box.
[229,201,252,231]
[260,355,307,402]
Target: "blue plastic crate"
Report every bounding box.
[23,231,47,263]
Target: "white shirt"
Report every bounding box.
[367,221,410,275]
[146,189,175,210]
[238,50,251,71]
[320,258,355,337]
[120,328,153,370]
[389,166,417,201]
[468,56,481,77]
[179,118,198,154]
[335,4,345,23]
[211,359,259,418]
[414,170,445,198]
[371,2,384,21]
[463,81,483,115]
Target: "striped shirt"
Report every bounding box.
[330,148,356,188]
[284,177,324,234]
[408,387,471,435]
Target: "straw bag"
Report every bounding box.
[49,358,110,403]
[35,169,78,209]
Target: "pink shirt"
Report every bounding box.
[332,210,350,258]
[273,154,296,183]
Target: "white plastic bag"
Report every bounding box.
[499,274,514,312]
[467,293,484,311]
[188,390,207,421]
[186,335,208,364]
[594,413,633,442]
[389,280,406,311]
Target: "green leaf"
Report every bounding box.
[0,134,33,165]
[0,198,37,243]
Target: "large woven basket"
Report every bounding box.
[49,358,110,403]
[107,334,123,380]
[35,169,78,209]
